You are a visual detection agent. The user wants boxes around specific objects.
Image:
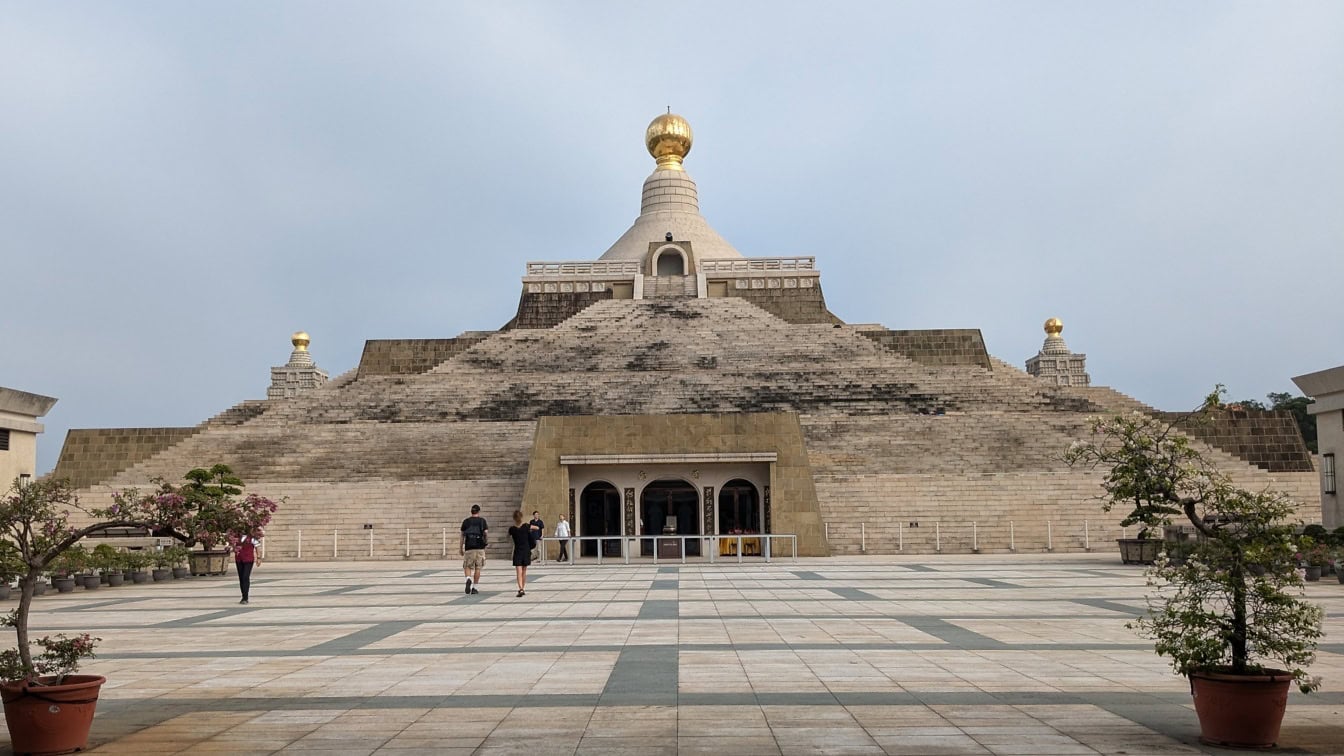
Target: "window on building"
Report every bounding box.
[1324,453,1336,495]
[0,428,9,451]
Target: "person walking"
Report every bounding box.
[554,513,571,562]
[508,510,532,597]
[528,511,545,562]
[234,528,262,604]
[461,504,488,595]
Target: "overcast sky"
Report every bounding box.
[3,2,1342,475]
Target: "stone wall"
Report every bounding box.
[510,290,614,330]
[859,329,992,370]
[52,427,200,490]
[1156,408,1315,473]
[717,286,841,324]
[356,336,491,377]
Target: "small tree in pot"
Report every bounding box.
[0,469,277,754]
[1068,391,1323,748]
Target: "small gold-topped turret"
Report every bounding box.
[646,112,693,170]
[1044,318,1063,338]
[292,331,311,352]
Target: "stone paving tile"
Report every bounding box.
[4,554,1342,754]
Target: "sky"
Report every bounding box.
[3,2,1342,475]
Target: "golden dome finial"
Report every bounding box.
[291,331,311,352]
[646,112,693,170]
[1044,318,1063,338]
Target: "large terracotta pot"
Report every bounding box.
[1,674,105,755]
[1189,668,1291,749]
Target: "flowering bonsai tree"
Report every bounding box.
[0,466,277,684]
[1067,389,1324,694]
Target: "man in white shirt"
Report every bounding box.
[554,514,572,563]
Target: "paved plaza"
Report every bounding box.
[6,553,1343,755]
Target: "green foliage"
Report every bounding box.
[1069,393,1324,693]
[0,540,24,584]
[1132,489,1323,692]
[89,543,124,573]
[51,545,88,578]
[162,544,190,568]
[1064,412,1189,539]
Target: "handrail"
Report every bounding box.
[697,257,816,273]
[537,534,798,564]
[525,261,641,276]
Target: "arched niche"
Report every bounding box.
[579,480,622,557]
[639,477,700,556]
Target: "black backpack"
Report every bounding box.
[464,518,486,549]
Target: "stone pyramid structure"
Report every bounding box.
[55,114,1318,559]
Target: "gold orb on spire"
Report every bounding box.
[645,112,693,170]
[291,331,311,352]
[1044,318,1064,337]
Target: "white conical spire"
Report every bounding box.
[599,113,742,262]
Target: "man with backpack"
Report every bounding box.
[461,504,488,594]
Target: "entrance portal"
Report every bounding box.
[579,482,622,558]
[717,479,761,534]
[639,479,700,556]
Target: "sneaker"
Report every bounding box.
[470,588,479,594]
[240,599,248,604]
[465,578,472,595]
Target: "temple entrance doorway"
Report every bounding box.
[640,478,700,557]
[579,481,622,558]
[717,479,761,534]
[655,252,685,276]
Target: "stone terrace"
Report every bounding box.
[8,554,1343,755]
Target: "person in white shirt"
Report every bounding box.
[554,514,572,562]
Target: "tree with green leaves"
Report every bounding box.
[1068,388,1323,693]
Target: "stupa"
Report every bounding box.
[53,115,1317,559]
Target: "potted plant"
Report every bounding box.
[1066,410,1184,566]
[166,465,275,576]
[1296,538,1329,582]
[90,544,125,587]
[1332,549,1344,585]
[164,545,191,579]
[1067,392,1324,749]
[0,471,276,754]
[125,550,153,584]
[151,548,173,581]
[48,546,85,593]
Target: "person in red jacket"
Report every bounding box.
[234,529,263,604]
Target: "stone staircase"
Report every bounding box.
[642,274,697,298]
[75,296,1320,559]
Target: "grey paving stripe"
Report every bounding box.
[828,586,882,601]
[601,644,677,706]
[638,599,678,620]
[316,584,375,595]
[304,620,421,654]
[901,564,939,572]
[961,577,1019,588]
[1071,596,1147,615]
[650,579,678,590]
[658,566,679,574]
[153,609,246,628]
[52,597,145,611]
[791,571,826,581]
[892,615,1010,649]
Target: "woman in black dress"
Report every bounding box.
[508,509,532,597]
